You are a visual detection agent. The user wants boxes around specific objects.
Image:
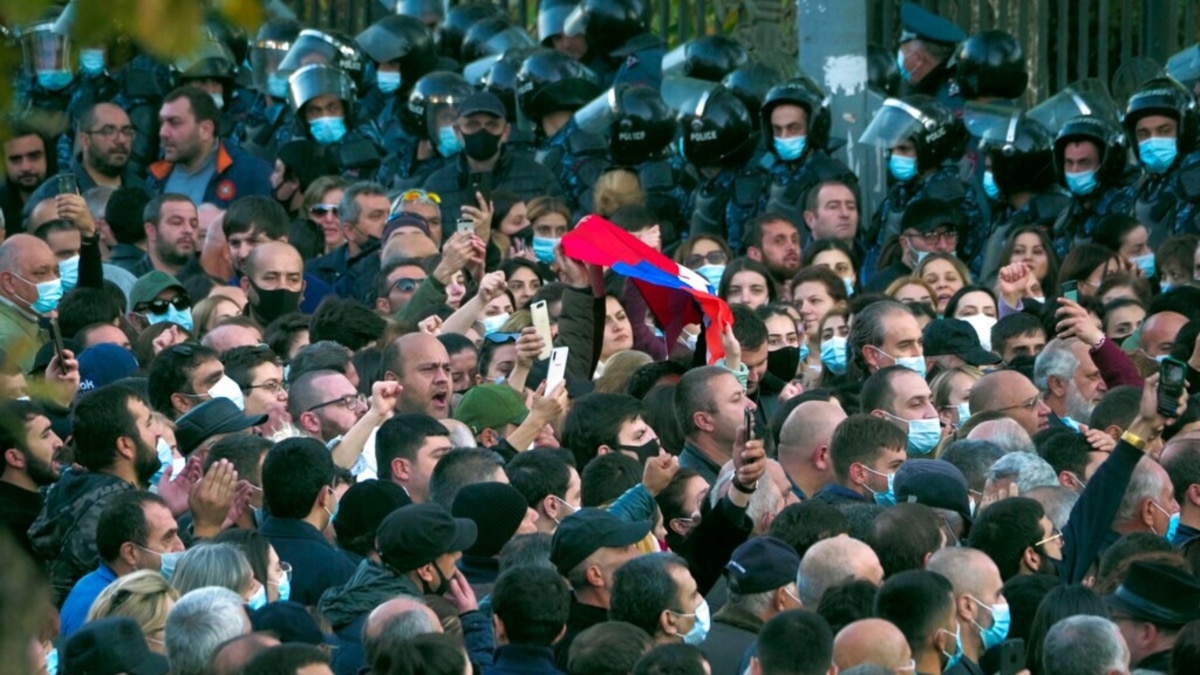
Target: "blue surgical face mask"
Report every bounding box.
[1140,137,1178,173]
[247,584,268,611]
[37,70,73,91]
[1168,511,1181,542]
[210,92,225,110]
[273,572,291,602]
[148,437,173,487]
[899,415,941,455]
[889,153,918,181]
[267,72,289,99]
[45,647,58,675]
[532,236,560,263]
[437,125,463,157]
[956,402,971,426]
[1131,253,1156,278]
[863,466,896,506]
[821,336,848,375]
[970,597,1011,650]
[676,598,711,645]
[309,116,347,145]
[158,550,183,580]
[941,621,965,670]
[842,276,855,297]
[982,170,1001,200]
[14,274,63,314]
[376,70,402,94]
[896,50,911,82]
[146,306,194,333]
[483,312,510,335]
[1064,169,1098,196]
[871,345,927,379]
[798,341,810,363]
[1161,280,1175,293]
[696,264,726,290]
[79,49,105,75]
[773,135,807,162]
[58,255,80,292]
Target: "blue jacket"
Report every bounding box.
[258,517,357,607]
[485,645,564,675]
[59,564,118,637]
[146,140,272,209]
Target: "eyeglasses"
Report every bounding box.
[307,393,365,413]
[139,295,191,315]
[1035,528,1063,548]
[390,277,425,294]
[269,561,293,586]
[906,229,958,246]
[245,379,285,396]
[996,393,1042,412]
[310,203,339,217]
[397,189,440,204]
[86,125,137,139]
[685,251,728,269]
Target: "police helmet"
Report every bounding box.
[662,35,749,82]
[287,63,356,132]
[760,76,832,154]
[954,30,1029,101]
[575,84,674,164]
[277,29,366,89]
[461,17,536,64]
[721,61,789,122]
[439,3,504,62]
[16,20,72,77]
[562,0,651,57]
[678,85,757,168]
[250,19,302,94]
[979,113,1055,196]
[860,95,965,172]
[466,49,539,123]
[1052,115,1129,187]
[538,0,580,45]
[516,49,602,123]
[1123,76,1199,156]
[176,28,238,82]
[396,0,446,29]
[355,15,438,89]
[404,71,475,141]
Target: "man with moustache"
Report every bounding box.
[0,400,63,556]
[0,122,51,235]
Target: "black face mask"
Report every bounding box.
[422,561,451,596]
[615,438,662,464]
[250,280,302,324]
[767,346,801,382]
[462,129,502,161]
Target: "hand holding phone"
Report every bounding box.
[1158,357,1188,418]
[457,217,474,234]
[545,347,568,395]
[531,300,553,360]
[1062,280,1078,302]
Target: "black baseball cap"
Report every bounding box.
[550,508,653,575]
[63,616,169,675]
[174,397,268,456]
[250,601,339,645]
[725,536,801,594]
[895,459,973,524]
[923,318,1001,366]
[377,503,477,573]
[899,197,963,234]
[458,91,507,118]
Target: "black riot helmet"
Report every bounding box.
[662,35,749,82]
[721,61,789,122]
[439,3,504,62]
[979,113,1055,196]
[250,19,302,95]
[562,0,651,57]
[404,71,475,141]
[538,0,580,45]
[355,15,438,89]
[1123,76,1199,156]
[204,11,249,66]
[576,84,674,164]
[277,29,367,90]
[460,17,536,64]
[175,27,238,83]
[867,43,900,97]
[678,85,757,168]
[760,76,832,154]
[464,49,538,123]
[396,0,446,30]
[516,49,602,123]
[859,95,966,172]
[954,30,1029,101]
[1053,115,1129,186]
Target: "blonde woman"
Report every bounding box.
[593,168,645,217]
[87,570,180,654]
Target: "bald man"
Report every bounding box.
[202,321,264,354]
[969,370,1051,437]
[796,534,884,607]
[927,547,1008,668]
[240,241,305,326]
[383,333,453,419]
[833,618,913,672]
[967,418,1035,454]
[1140,311,1187,359]
[0,234,59,371]
[350,595,443,674]
[777,401,846,499]
[212,633,281,675]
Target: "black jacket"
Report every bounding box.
[553,597,608,670]
[258,517,357,607]
[701,603,764,675]
[422,149,562,243]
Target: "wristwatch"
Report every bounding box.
[732,478,759,494]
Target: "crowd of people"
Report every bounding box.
[10,0,1200,674]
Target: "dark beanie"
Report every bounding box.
[334,479,412,556]
[452,482,530,557]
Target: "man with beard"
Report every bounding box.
[149,87,271,210]
[27,384,165,603]
[137,194,199,278]
[743,215,802,287]
[1035,338,1110,430]
[0,123,50,235]
[240,241,305,327]
[289,369,368,444]
[0,400,63,556]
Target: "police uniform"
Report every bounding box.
[873,162,986,268]
[535,117,610,216]
[759,150,859,235]
[975,191,1072,281]
[690,164,771,250]
[897,2,966,112]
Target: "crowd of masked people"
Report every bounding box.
[12,0,1200,674]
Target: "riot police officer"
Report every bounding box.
[517,49,607,215]
[758,77,859,234]
[396,0,445,33]
[679,84,767,250]
[464,48,539,155]
[287,63,385,182]
[385,71,475,189]
[460,16,537,64]
[438,2,505,65]
[50,5,120,167]
[955,30,1028,104]
[1051,115,1136,255]
[575,83,695,248]
[15,16,77,125]
[355,14,439,126]
[538,0,585,61]
[563,0,665,90]
[896,2,966,111]
[1121,77,1200,248]
[860,95,982,277]
[662,35,749,82]
[276,29,368,99]
[974,113,1070,279]
[240,19,302,160]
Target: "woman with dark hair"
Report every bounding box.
[214,529,293,604]
[486,191,530,265]
[803,238,861,296]
[718,258,778,309]
[944,285,998,350]
[1091,213,1154,277]
[791,266,849,381]
[1058,243,1123,299]
[998,225,1061,301]
[675,235,734,290]
[1025,585,1108,675]
[501,258,544,310]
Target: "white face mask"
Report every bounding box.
[207,375,245,410]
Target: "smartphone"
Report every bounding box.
[56,173,78,195]
[531,300,553,360]
[1158,356,1188,417]
[979,639,1025,675]
[469,172,493,201]
[1062,280,1078,302]
[457,217,474,234]
[545,347,568,395]
[47,316,65,368]
[744,407,756,441]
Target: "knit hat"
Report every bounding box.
[334,479,413,553]
[382,212,432,243]
[451,482,530,557]
[77,343,139,393]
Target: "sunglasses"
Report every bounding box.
[397,189,440,204]
[310,203,339,217]
[685,251,728,268]
[141,295,191,315]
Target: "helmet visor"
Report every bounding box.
[661,43,689,79]
[287,64,354,113]
[663,76,717,114]
[538,4,576,43]
[463,54,501,85]
[484,27,536,57]
[858,99,929,148]
[24,28,71,73]
[963,101,1023,144]
[574,87,620,135]
[1028,78,1120,133]
[1169,45,1200,88]
[250,41,291,91]
[278,32,343,78]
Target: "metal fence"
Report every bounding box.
[298,0,1200,104]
